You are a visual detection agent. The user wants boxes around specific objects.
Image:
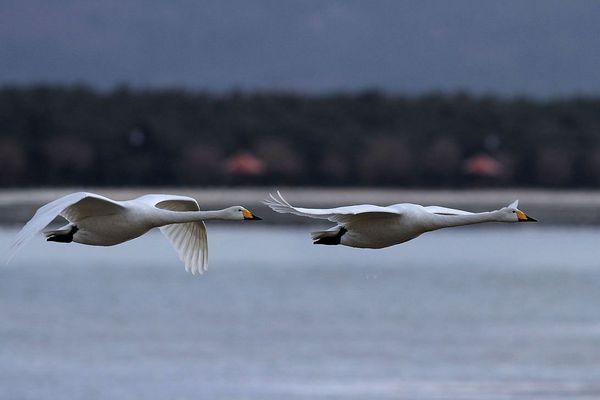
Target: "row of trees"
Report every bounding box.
[1,85,600,187]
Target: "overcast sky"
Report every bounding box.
[1,0,599,96]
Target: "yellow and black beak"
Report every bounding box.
[516,210,537,222]
[242,209,262,220]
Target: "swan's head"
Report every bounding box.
[225,206,262,221]
[501,200,537,223]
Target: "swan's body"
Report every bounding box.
[264,192,536,248]
[8,192,260,274]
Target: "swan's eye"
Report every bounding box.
[512,211,516,213]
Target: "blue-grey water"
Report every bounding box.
[1,225,600,400]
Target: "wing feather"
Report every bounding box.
[423,205,473,216]
[135,194,199,212]
[7,192,124,263]
[263,191,402,223]
[140,194,208,274]
[60,194,124,221]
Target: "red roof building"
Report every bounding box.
[225,152,265,176]
[463,153,503,177]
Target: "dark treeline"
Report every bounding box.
[1,85,600,188]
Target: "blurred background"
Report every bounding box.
[1,0,600,190]
[2,1,600,399]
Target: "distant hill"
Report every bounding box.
[2,86,600,188]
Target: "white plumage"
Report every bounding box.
[7,192,261,275]
[264,191,536,249]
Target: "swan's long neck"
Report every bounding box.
[427,210,501,231]
[154,209,232,226]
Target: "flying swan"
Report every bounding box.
[7,192,261,274]
[264,191,536,248]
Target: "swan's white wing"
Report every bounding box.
[422,206,473,216]
[134,194,199,211]
[60,193,125,221]
[263,191,401,223]
[159,221,208,275]
[7,192,124,263]
[136,194,208,275]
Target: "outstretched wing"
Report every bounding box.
[263,191,402,223]
[422,205,473,216]
[7,192,124,263]
[136,194,208,275]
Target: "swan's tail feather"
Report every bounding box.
[43,224,74,238]
[310,229,338,241]
[311,226,347,245]
[44,224,78,243]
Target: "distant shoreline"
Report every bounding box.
[1,187,600,225]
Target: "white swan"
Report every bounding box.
[264,191,536,248]
[7,192,261,274]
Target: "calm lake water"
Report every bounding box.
[1,225,600,400]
